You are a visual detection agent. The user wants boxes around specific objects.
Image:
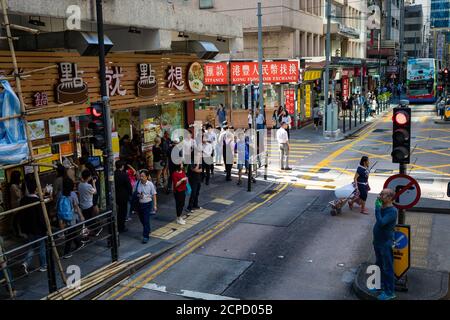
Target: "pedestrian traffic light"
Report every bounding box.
[88,102,106,150]
[391,107,411,164]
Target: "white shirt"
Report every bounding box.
[256,114,265,125]
[281,115,291,128]
[248,113,252,125]
[202,142,213,157]
[78,181,96,210]
[277,127,289,144]
[135,180,157,204]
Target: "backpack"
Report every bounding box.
[57,195,74,223]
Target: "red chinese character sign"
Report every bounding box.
[136,63,157,98]
[342,76,350,98]
[167,65,185,91]
[56,62,89,104]
[204,62,228,85]
[106,66,126,97]
[230,61,299,84]
[284,89,295,114]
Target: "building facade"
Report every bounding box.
[404,4,424,58]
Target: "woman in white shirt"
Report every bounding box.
[280,110,292,138]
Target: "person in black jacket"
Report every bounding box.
[114,160,132,233]
[20,179,47,274]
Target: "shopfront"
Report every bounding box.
[300,69,323,125]
[197,60,300,128]
[0,51,205,218]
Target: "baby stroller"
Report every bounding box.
[329,183,360,216]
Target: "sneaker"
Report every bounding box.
[142,238,149,244]
[193,206,202,210]
[284,167,293,171]
[377,292,396,300]
[177,217,186,225]
[185,208,194,214]
[39,266,47,272]
[95,227,103,237]
[22,263,29,275]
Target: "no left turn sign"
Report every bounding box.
[383,174,421,210]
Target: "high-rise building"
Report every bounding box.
[404,4,424,58]
[430,0,450,64]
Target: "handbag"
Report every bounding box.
[130,180,141,213]
[186,181,192,196]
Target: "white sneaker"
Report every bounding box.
[177,217,186,225]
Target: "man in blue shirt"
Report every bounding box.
[216,104,227,127]
[373,188,398,300]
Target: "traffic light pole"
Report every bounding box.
[96,0,118,262]
[398,163,407,225]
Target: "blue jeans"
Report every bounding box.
[256,124,264,130]
[374,244,395,295]
[24,235,47,268]
[138,202,152,239]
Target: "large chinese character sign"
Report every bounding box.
[167,65,185,91]
[137,63,157,98]
[106,66,126,97]
[56,62,89,104]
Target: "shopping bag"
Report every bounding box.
[186,182,192,196]
[334,183,355,199]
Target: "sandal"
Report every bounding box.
[348,201,354,210]
[360,209,369,215]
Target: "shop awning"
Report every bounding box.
[303,70,322,81]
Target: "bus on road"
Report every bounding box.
[406,58,438,104]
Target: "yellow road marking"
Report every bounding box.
[413,147,450,158]
[415,135,450,144]
[348,148,391,160]
[409,163,450,177]
[363,139,392,145]
[108,183,288,300]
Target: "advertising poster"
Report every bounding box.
[161,102,184,135]
[143,117,161,144]
[115,111,131,139]
[305,84,311,118]
[28,120,46,140]
[284,89,295,115]
[49,117,70,137]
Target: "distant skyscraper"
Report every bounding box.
[430,0,450,28]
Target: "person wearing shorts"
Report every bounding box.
[349,156,370,214]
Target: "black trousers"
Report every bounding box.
[225,164,233,180]
[116,200,128,232]
[63,223,82,255]
[187,181,201,210]
[174,191,186,217]
[202,160,213,184]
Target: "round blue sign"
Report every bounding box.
[394,231,408,250]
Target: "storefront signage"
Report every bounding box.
[106,66,126,97]
[342,69,355,77]
[136,63,157,98]
[303,70,322,81]
[331,57,362,66]
[188,62,205,94]
[56,62,89,104]
[49,117,70,137]
[204,62,228,85]
[342,77,350,98]
[28,120,46,140]
[167,65,185,91]
[33,92,48,107]
[305,84,311,118]
[284,89,295,115]
[230,61,299,84]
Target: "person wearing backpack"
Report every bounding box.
[58,178,85,257]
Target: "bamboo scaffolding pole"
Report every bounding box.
[0,0,67,287]
[25,101,74,115]
[3,23,39,34]
[0,113,21,122]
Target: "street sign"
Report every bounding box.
[393,224,411,279]
[383,174,421,209]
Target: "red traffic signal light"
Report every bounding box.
[444,68,449,75]
[393,111,409,126]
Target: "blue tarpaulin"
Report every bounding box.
[0,79,29,164]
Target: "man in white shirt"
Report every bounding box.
[256,109,265,130]
[276,122,291,170]
[134,170,157,243]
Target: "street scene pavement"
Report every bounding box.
[90,103,450,301]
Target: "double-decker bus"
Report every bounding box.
[406,58,438,103]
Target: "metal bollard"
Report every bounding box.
[359,106,362,124]
[342,111,346,133]
[349,109,352,130]
[354,107,357,127]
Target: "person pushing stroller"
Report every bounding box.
[348,156,371,214]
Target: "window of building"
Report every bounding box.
[199,0,214,9]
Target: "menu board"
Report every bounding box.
[28,120,46,140]
[49,117,70,137]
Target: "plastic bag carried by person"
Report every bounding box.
[334,183,356,199]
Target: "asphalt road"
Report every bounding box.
[98,104,450,300]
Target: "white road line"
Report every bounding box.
[141,283,239,300]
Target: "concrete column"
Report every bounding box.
[314,34,319,56]
[308,33,313,56]
[294,29,301,57]
[302,31,308,57]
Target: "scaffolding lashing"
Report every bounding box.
[0,0,67,299]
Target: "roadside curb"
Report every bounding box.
[408,207,450,214]
[434,120,450,125]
